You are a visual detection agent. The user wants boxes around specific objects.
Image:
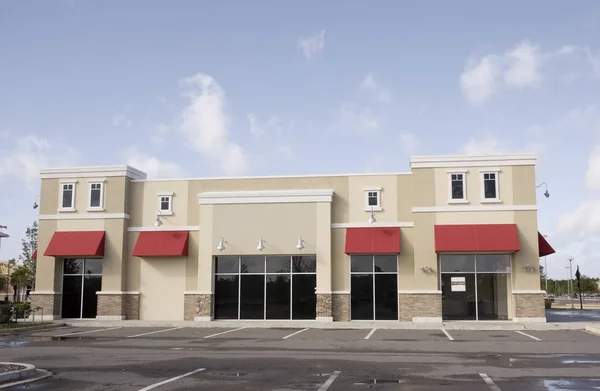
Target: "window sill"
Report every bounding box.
[86,208,105,212]
[58,208,76,213]
[447,200,469,204]
[364,206,383,212]
[158,210,173,216]
[481,199,502,204]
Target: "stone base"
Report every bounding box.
[398,292,442,321]
[316,293,332,319]
[194,316,213,322]
[96,315,126,320]
[29,292,61,318]
[97,292,140,320]
[184,293,213,321]
[316,316,333,322]
[332,293,350,321]
[413,316,442,323]
[513,293,545,319]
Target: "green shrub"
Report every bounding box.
[13,302,30,318]
[0,303,12,324]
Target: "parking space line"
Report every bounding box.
[55,326,122,337]
[515,330,541,341]
[203,327,247,339]
[138,367,205,391]
[282,328,308,339]
[441,328,454,341]
[364,328,377,340]
[317,371,341,391]
[479,373,502,391]
[127,327,185,338]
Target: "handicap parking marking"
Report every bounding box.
[515,330,541,341]
[317,371,341,391]
[282,328,308,339]
[137,367,205,391]
[55,326,123,337]
[203,327,247,339]
[127,327,185,338]
[441,328,454,341]
[479,373,502,391]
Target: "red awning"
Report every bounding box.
[434,224,520,253]
[345,227,401,254]
[44,231,106,257]
[132,231,189,257]
[538,232,555,257]
[32,250,37,259]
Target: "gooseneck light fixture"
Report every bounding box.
[217,237,226,252]
[154,216,163,227]
[257,237,266,251]
[296,236,305,250]
[536,182,550,198]
[368,206,377,224]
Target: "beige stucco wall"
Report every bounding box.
[409,213,438,290]
[128,180,190,227]
[331,229,348,292]
[139,258,185,320]
[512,210,540,290]
[35,219,58,291]
[512,166,537,205]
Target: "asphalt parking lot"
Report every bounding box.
[1,325,600,390]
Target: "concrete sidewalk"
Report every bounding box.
[56,319,600,331]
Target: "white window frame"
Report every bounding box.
[87,179,105,211]
[59,180,77,212]
[447,170,468,204]
[364,187,382,211]
[480,169,501,203]
[158,192,174,215]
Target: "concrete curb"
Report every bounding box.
[0,323,66,336]
[585,326,600,336]
[0,363,37,384]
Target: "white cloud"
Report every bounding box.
[503,41,541,88]
[556,199,600,242]
[459,135,545,156]
[399,132,420,153]
[460,55,500,105]
[0,135,80,185]
[178,73,248,176]
[297,30,325,60]
[586,146,600,190]
[359,73,391,102]
[123,146,185,179]
[247,114,282,138]
[112,113,132,128]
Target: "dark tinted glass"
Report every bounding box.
[266,275,290,319]
[240,275,264,319]
[61,276,82,318]
[241,256,264,273]
[292,256,316,273]
[82,275,101,318]
[84,259,102,274]
[62,188,73,208]
[476,273,509,320]
[215,256,239,273]
[266,256,290,273]
[351,255,373,272]
[484,177,497,199]
[374,255,397,272]
[451,178,464,199]
[292,274,316,319]
[374,274,398,320]
[214,275,239,319]
[440,254,475,273]
[476,254,511,273]
[63,258,83,275]
[351,274,373,320]
[441,273,476,320]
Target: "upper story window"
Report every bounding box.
[59,181,77,212]
[87,180,105,211]
[158,192,174,215]
[480,170,501,202]
[364,187,382,211]
[448,171,467,203]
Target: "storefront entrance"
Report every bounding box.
[350,255,398,320]
[440,254,511,321]
[61,258,102,318]
[214,255,317,320]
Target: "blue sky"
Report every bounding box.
[1,1,599,280]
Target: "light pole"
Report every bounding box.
[568,256,574,309]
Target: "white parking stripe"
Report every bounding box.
[127,327,185,338]
[364,328,377,340]
[441,328,454,341]
[138,368,205,391]
[282,328,308,339]
[203,327,247,339]
[317,371,341,391]
[479,373,502,391]
[55,326,122,337]
[515,330,541,341]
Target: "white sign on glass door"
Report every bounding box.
[451,276,466,292]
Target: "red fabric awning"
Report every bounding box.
[44,231,106,257]
[32,250,37,259]
[344,227,401,254]
[538,232,555,257]
[132,231,189,257]
[434,224,520,253]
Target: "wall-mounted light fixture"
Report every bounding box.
[154,216,163,227]
[421,265,434,273]
[33,195,40,209]
[217,237,226,252]
[523,264,536,272]
[368,206,377,224]
[257,237,266,251]
[536,182,550,198]
[296,236,305,250]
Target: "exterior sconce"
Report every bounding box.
[368,207,377,224]
[33,195,40,209]
[296,236,305,250]
[536,182,550,198]
[523,264,536,272]
[216,237,226,252]
[154,216,163,227]
[421,265,434,273]
[257,237,266,251]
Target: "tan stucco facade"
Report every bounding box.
[31,154,549,322]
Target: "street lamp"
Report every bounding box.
[567,256,574,309]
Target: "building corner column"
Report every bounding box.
[185,291,214,321]
[315,202,332,321]
[29,291,61,320]
[512,290,546,322]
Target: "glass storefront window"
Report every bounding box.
[475,254,511,273]
[61,258,102,319]
[350,254,398,321]
[439,254,475,273]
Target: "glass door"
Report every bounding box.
[441,274,476,320]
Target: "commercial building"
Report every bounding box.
[31,153,555,322]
